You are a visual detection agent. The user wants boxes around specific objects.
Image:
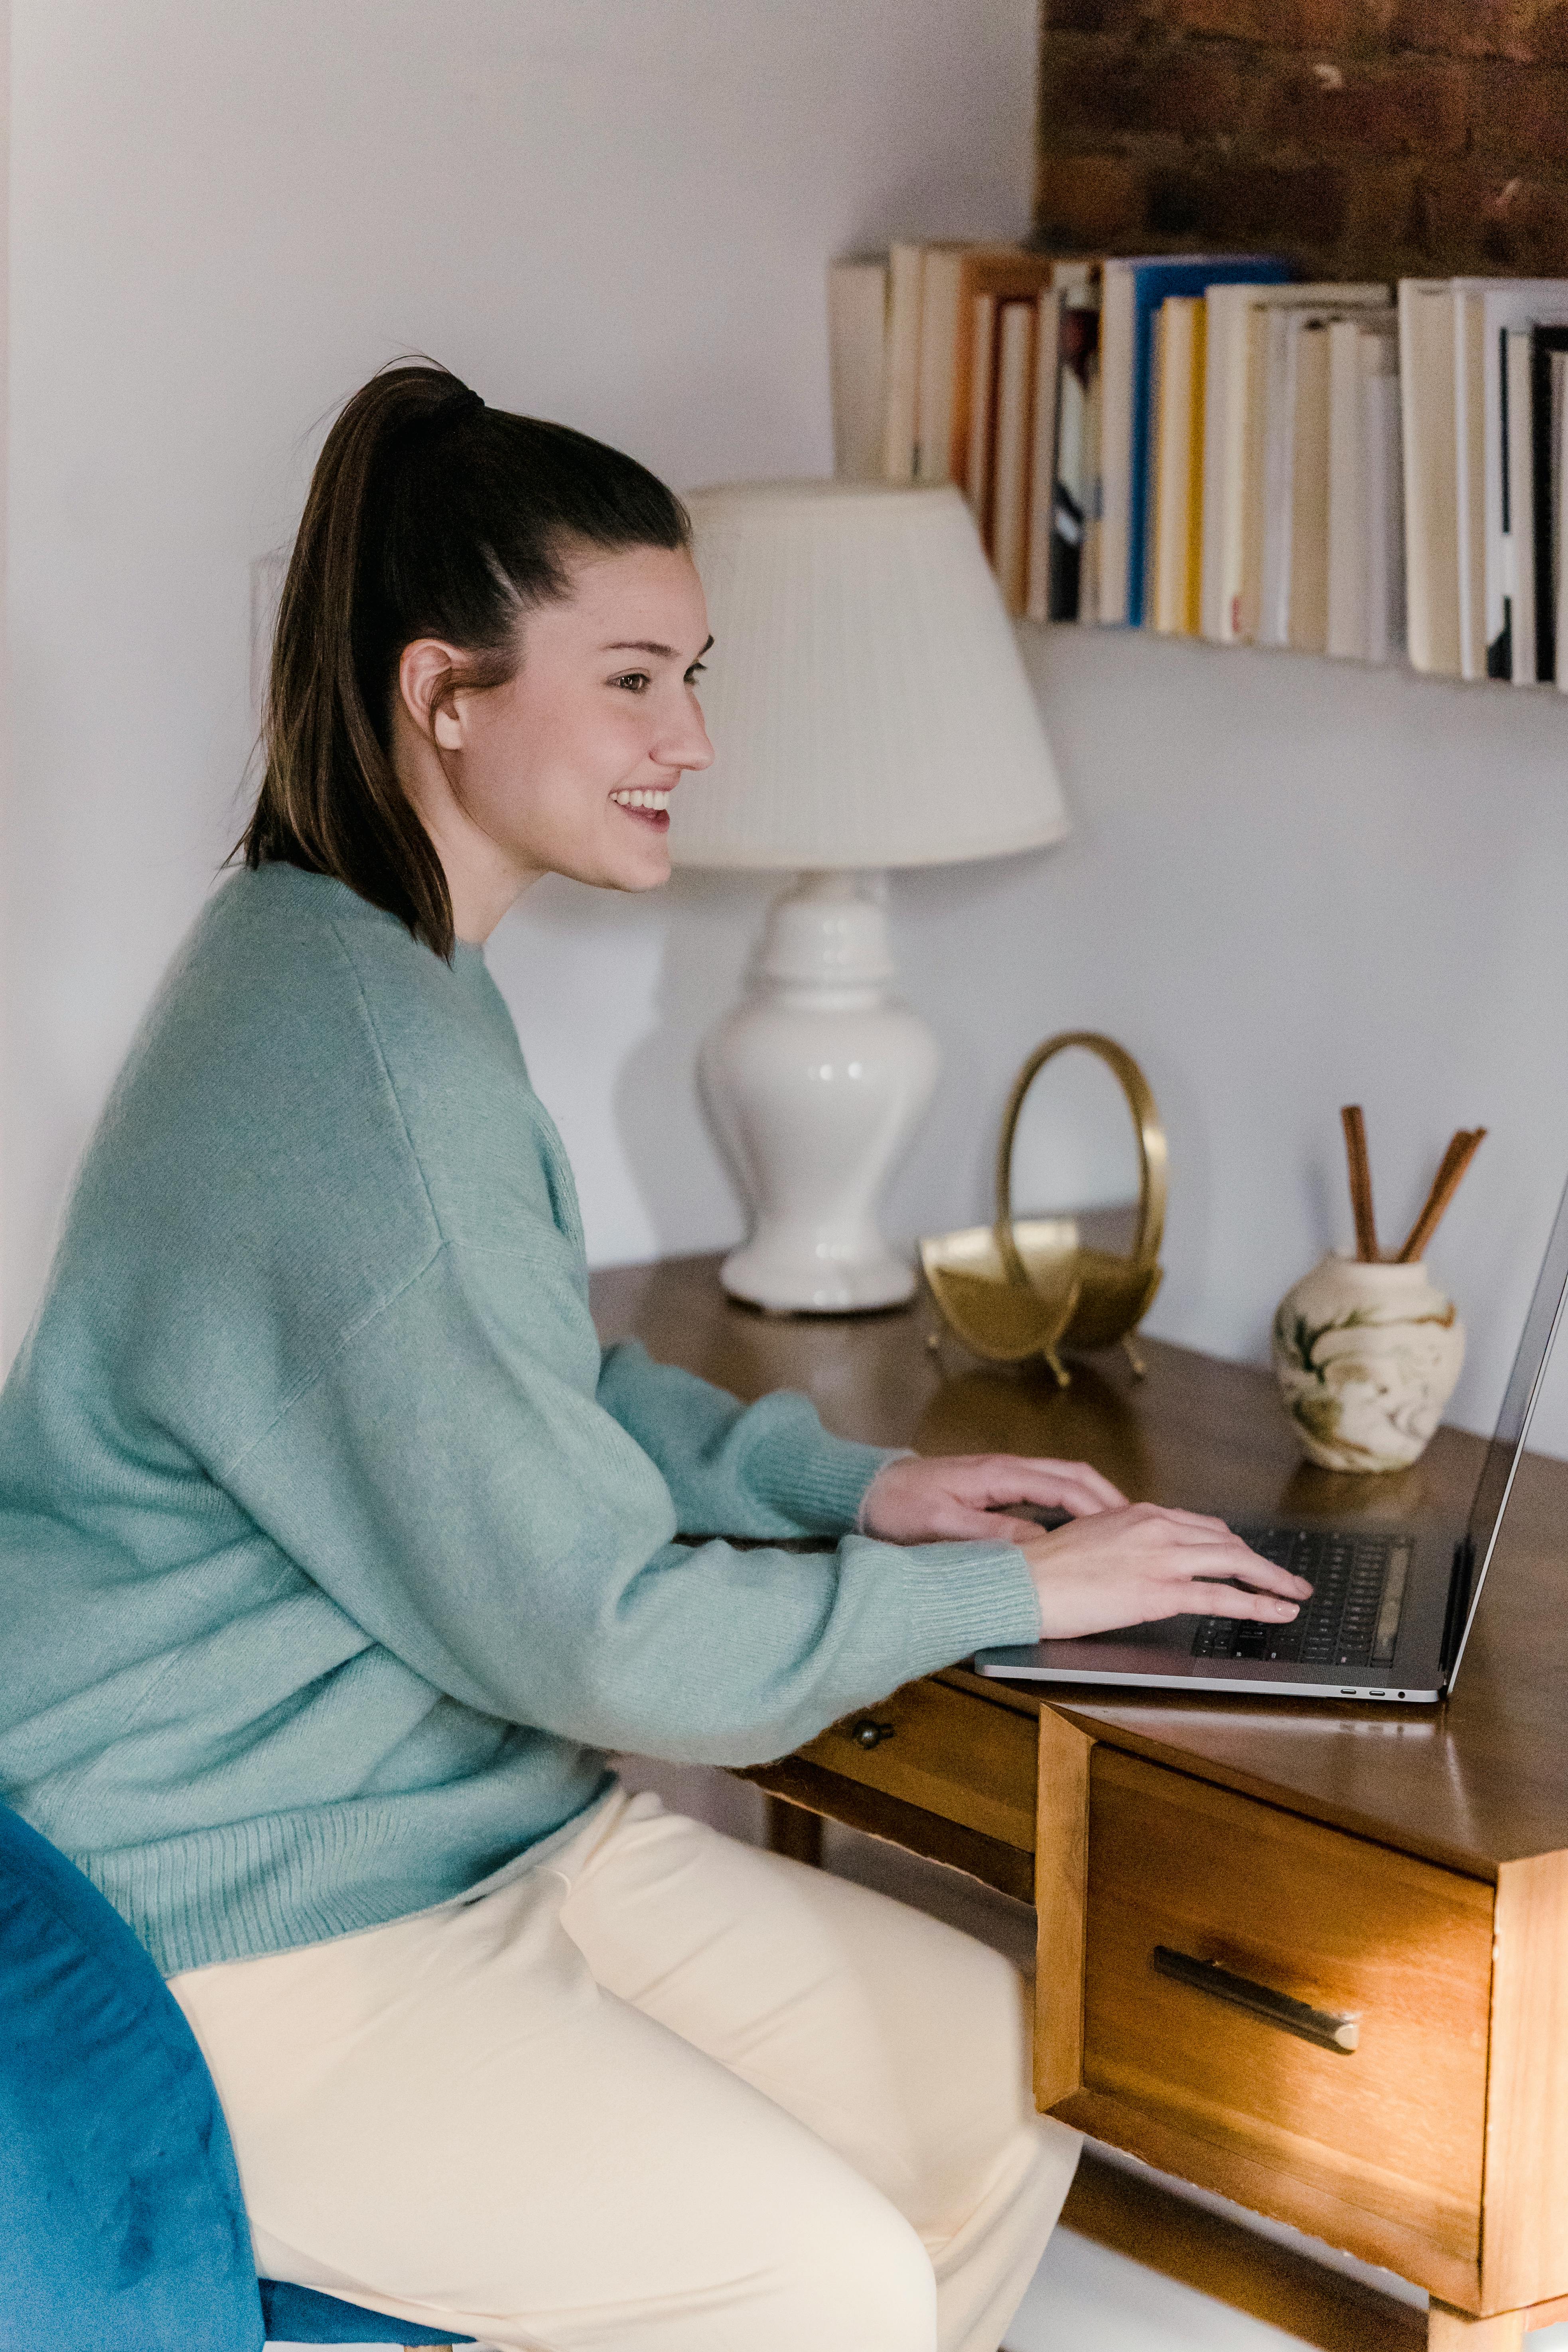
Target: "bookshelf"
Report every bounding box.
[823,11,1568,697]
[829,242,1568,693]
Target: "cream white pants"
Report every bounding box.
[172,1788,1080,2352]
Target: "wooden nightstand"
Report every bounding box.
[591,1252,1568,2350]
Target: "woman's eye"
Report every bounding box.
[611,671,651,693]
[685,663,707,686]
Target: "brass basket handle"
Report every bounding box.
[993,1032,1168,1288]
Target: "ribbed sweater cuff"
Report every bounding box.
[746,1423,905,1533]
[897,1539,1044,1666]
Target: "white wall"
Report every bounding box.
[10,0,1568,1458]
[558,629,1568,1453]
[3,0,1035,1341]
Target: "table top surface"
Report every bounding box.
[590,1252,1568,1882]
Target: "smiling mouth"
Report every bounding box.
[611,787,672,830]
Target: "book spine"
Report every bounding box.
[965,294,998,543]
[1098,265,1134,624]
[1184,302,1207,635]
[1398,282,1431,672]
[1555,351,1568,689]
[1200,289,1250,641]
[1288,322,1331,654]
[1506,329,1537,684]
[1456,292,1487,681]
[1025,285,1065,624]
[915,251,963,486]
[1258,313,1297,647]
[882,244,924,483]
[1400,282,1462,676]
[992,300,1038,617]
[1325,320,1365,659]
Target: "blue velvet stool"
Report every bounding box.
[0,1800,475,2350]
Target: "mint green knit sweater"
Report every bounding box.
[0,866,1040,1976]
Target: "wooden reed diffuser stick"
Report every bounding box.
[1396,1129,1487,1265]
[1340,1105,1380,1262]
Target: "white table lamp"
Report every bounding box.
[671,480,1069,1312]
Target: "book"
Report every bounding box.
[882,243,926,482]
[1098,255,1289,629]
[1449,282,1568,678]
[827,258,889,483]
[1147,303,1169,626]
[991,299,1038,616]
[965,293,998,534]
[1255,308,1302,646]
[1326,319,1367,657]
[1287,320,1333,653]
[914,245,974,484]
[1531,324,1568,681]
[1363,363,1406,664]
[1148,296,1205,634]
[1505,329,1537,683]
[1556,350,1568,689]
[1200,281,1390,644]
[949,249,1055,498]
[1327,315,1398,658]
[1025,260,1094,622]
[1048,287,1100,621]
[1399,280,1463,675]
[916,243,1044,486]
[1081,332,1104,621]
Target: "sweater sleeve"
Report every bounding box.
[216,1233,1041,1767]
[596,1339,897,1537]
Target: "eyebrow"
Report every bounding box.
[602,636,714,660]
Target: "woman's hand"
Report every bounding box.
[1022,1504,1313,1641]
[860,1451,1127,1544]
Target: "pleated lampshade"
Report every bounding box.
[668,480,1070,871]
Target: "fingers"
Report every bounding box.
[1113,1506,1313,1597]
[1183,1580,1300,1622]
[964,1456,1128,1516]
[1170,1551,1312,1602]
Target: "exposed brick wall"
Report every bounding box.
[1037,0,1568,278]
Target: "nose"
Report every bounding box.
[655,682,715,775]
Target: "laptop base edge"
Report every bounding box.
[970,1652,1442,1702]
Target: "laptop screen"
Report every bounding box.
[1449,1167,1568,1688]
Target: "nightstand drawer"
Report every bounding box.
[1081,1747,1493,2271]
[797,1677,1037,1851]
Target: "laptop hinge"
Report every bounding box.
[1440,1537,1475,1673]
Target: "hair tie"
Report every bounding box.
[402,385,484,450]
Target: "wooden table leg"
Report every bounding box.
[1428,2305,1527,2348]
[763,1794,823,1867]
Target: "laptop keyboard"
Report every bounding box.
[1191,1531,1412,1671]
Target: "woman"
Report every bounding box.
[0,363,1306,2352]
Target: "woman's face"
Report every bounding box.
[400,542,715,929]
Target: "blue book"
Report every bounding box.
[1102,256,1292,629]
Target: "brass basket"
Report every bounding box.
[919,1032,1167,1386]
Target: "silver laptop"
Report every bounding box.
[973,1170,1568,1705]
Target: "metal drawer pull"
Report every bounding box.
[850,1718,896,1749]
[1152,1946,1361,2054]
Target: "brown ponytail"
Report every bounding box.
[241,360,690,959]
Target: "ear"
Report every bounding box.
[398,638,467,752]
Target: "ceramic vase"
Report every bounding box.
[1271,1253,1465,1474]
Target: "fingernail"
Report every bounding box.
[1277,1602,1298,1617]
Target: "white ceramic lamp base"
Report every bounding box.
[700,872,939,1312]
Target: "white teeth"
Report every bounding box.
[612,788,671,811]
